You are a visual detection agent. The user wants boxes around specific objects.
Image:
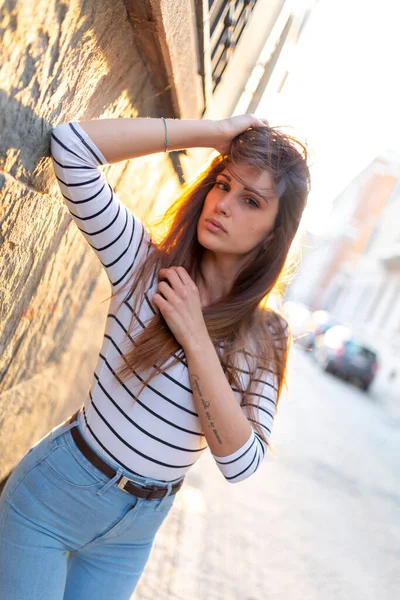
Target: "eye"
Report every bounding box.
[215,181,228,191]
[214,180,260,209]
[244,197,260,209]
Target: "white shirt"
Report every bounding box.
[50,121,279,483]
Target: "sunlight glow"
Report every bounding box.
[257,0,400,234]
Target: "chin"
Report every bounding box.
[196,232,213,251]
[197,227,220,251]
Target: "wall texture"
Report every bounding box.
[0,0,204,481]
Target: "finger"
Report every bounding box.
[158,280,175,300]
[170,266,192,286]
[158,268,183,289]
[152,292,169,313]
[247,113,269,128]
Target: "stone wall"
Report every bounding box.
[0,0,202,481]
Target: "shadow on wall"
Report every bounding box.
[0,0,193,486]
[0,0,186,392]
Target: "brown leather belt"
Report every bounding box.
[64,408,184,500]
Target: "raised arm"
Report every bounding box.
[75,113,269,164]
[50,121,152,292]
[50,113,269,293]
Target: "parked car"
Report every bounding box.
[313,325,379,391]
[295,310,339,351]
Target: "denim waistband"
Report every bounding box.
[51,408,185,491]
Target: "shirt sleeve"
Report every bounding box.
[210,367,278,483]
[50,121,151,292]
[211,313,289,484]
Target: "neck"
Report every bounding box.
[196,250,245,307]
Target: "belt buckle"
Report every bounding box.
[116,475,136,493]
[117,475,147,494]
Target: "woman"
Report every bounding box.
[0,114,310,599]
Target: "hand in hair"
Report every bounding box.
[151,267,208,350]
[214,113,269,155]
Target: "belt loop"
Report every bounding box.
[49,420,79,450]
[155,483,173,511]
[96,468,124,497]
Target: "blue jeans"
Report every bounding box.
[0,414,181,599]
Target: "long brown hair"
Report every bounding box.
[104,126,310,449]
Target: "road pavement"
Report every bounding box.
[133,348,400,600]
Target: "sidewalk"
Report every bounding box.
[132,348,400,600]
[133,449,281,600]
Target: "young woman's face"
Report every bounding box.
[197,164,279,258]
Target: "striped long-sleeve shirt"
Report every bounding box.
[50,121,279,483]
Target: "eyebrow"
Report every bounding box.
[218,172,272,203]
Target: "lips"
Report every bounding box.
[205,217,227,233]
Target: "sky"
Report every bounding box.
[257,0,400,234]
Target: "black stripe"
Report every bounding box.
[82,405,144,477]
[70,122,105,165]
[64,191,138,284]
[249,388,277,401]
[97,354,204,436]
[104,333,198,415]
[225,448,258,481]
[149,264,158,287]
[254,432,266,457]
[124,302,146,329]
[144,291,157,315]
[112,222,146,288]
[80,201,121,238]
[71,186,116,222]
[90,206,130,251]
[56,172,102,188]
[255,378,278,392]
[247,418,271,435]
[107,314,194,397]
[213,435,256,465]
[252,377,275,386]
[51,131,86,162]
[124,304,189,368]
[122,300,278,396]
[90,382,205,453]
[90,397,198,468]
[70,203,131,268]
[234,388,277,403]
[60,181,106,207]
[91,210,137,271]
[63,184,114,221]
[241,403,275,419]
[159,368,193,394]
[52,155,93,170]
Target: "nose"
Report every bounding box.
[215,190,232,215]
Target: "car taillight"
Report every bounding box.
[371,361,378,373]
[336,345,344,356]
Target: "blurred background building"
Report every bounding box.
[0,0,316,484]
[287,150,400,407]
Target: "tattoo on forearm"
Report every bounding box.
[191,374,223,445]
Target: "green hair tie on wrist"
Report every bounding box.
[161,117,168,153]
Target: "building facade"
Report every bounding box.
[287,151,400,409]
[288,153,399,311]
[324,170,400,409]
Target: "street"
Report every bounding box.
[133,347,400,600]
